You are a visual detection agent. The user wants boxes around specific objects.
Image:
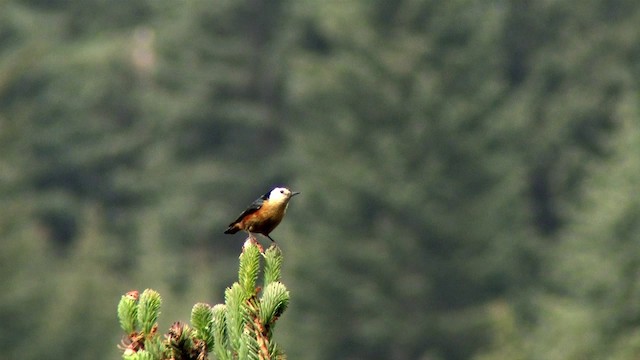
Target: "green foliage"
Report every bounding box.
[220,239,289,360]
[118,292,140,335]
[259,282,289,330]
[117,238,289,360]
[137,289,162,335]
[191,303,215,351]
[124,350,154,360]
[238,241,261,296]
[211,305,231,360]
[262,246,283,287]
[223,283,248,352]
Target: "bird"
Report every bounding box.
[224,187,300,242]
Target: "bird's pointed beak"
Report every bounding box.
[291,191,300,197]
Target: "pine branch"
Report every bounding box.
[211,304,231,360]
[263,246,283,287]
[191,303,215,351]
[239,239,261,295]
[259,282,289,333]
[138,289,162,335]
[224,282,248,351]
[118,291,140,335]
[116,237,290,360]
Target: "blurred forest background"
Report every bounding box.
[2,0,640,359]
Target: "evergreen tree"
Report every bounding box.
[533,97,640,360]
[280,1,535,358]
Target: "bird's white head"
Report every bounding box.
[268,187,300,204]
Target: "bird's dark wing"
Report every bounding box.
[228,192,269,226]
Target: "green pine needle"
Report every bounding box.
[137,289,162,335]
[259,282,290,327]
[212,304,231,360]
[263,245,283,287]
[269,342,285,359]
[117,293,139,334]
[225,283,247,350]
[240,328,261,360]
[191,303,215,350]
[123,349,154,360]
[238,241,261,295]
[138,350,155,360]
[144,336,165,359]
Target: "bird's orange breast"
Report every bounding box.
[240,201,287,235]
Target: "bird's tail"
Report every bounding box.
[224,223,240,234]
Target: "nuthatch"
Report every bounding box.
[224,187,300,242]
